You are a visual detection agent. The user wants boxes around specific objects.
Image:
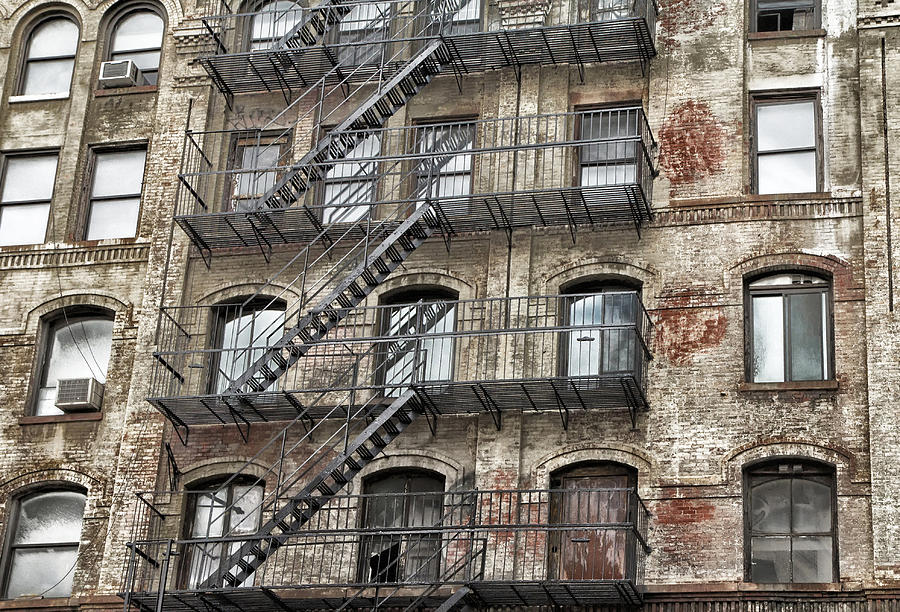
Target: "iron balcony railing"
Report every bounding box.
[123,488,651,610]
[149,292,652,429]
[177,109,655,252]
[196,0,658,96]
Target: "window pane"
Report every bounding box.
[6,547,78,598]
[217,307,285,392]
[582,163,636,186]
[2,155,58,202]
[93,150,147,197]
[86,197,140,240]
[751,478,791,532]
[228,485,264,535]
[111,12,163,53]
[788,291,826,381]
[758,151,817,194]
[792,536,833,582]
[750,274,827,287]
[792,478,831,533]
[191,492,226,538]
[751,536,791,582]
[757,102,816,151]
[252,0,303,45]
[22,59,75,95]
[28,19,79,58]
[42,317,114,388]
[14,491,86,545]
[752,295,785,382]
[0,203,50,246]
[112,50,161,73]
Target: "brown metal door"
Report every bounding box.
[558,474,628,580]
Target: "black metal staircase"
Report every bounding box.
[273,0,354,51]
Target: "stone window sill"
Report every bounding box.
[94,84,158,97]
[19,412,103,426]
[8,92,70,103]
[738,380,839,392]
[749,29,826,41]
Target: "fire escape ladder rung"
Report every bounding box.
[201,390,424,589]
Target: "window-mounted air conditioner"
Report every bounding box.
[55,378,105,412]
[99,60,143,88]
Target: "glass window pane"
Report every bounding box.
[14,491,86,545]
[217,307,285,392]
[0,203,50,246]
[2,155,58,202]
[792,536,833,582]
[22,59,75,96]
[93,150,147,197]
[228,485,263,535]
[758,151,817,194]
[751,478,791,532]
[191,492,227,538]
[751,536,791,582]
[792,479,831,533]
[5,546,78,598]
[757,102,816,151]
[788,291,826,381]
[43,318,114,387]
[111,12,163,53]
[112,50,161,73]
[752,295,785,382]
[86,197,140,240]
[750,274,827,287]
[28,19,79,58]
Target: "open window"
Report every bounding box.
[549,462,637,580]
[753,0,818,32]
[378,289,457,395]
[0,152,57,246]
[209,297,286,394]
[180,479,264,588]
[746,272,832,383]
[358,470,445,584]
[745,459,836,583]
[18,16,79,98]
[2,488,87,598]
[35,311,113,416]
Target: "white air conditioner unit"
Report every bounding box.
[99,60,143,88]
[55,378,105,412]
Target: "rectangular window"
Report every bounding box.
[227,134,288,212]
[430,0,482,34]
[578,108,641,187]
[753,0,818,32]
[331,2,391,65]
[414,122,475,203]
[753,96,820,195]
[86,148,146,240]
[0,153,56,246]
[322,133,380,224]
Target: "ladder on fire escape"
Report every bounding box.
[196,0,473,594]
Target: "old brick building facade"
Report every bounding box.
[0,0,898,608]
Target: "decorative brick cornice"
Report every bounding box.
[0,244,150,270]
[651,197,862,227]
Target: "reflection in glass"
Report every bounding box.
[21,18,79,96]
[110,11,164,84]
[382,299,455,395]
[565,292,636,378]
[214,306,285,393]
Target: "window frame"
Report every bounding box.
[409,117,477,206]
[0,486,87,599]
[742,458,838,583]
[574,104,645,190]
[31,307,115,416]
[82,144,148,241]
[317,126,382,225]
[0,150,58,247]
[750,0,821,33]
[244,0,305,52]
[224,131,291,213]
[105,4,166,86]
[743,270,834,384]
[16,14,80,99]
[750,91,823,195]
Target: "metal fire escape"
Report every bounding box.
[124,0,659,608]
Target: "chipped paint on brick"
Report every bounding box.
[658,101,728,197]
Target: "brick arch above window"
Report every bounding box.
[24,293,130,335]
[373,271,476,303]
[95,0,182,27]
[722,439,859,491]
[0,468,107,517]
[541,259,657,298]
[353,450,466,494]
[195,282,300,308]
[531,443,653,493]
[726,252,861,302]
[3,3,84,48]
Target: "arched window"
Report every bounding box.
[19,17,79,97]
[746,272,832,383]
[248,0,303,51]
[561,279,640,379]
[378,288,458,394]
[549,462,637,581]
[35,311,114,416]
[359,470,445,583]
[209,297,286,394]
[744,459,836,583]
[180,478,264,588]
[108,8,165,85]
[2,488,87,598]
